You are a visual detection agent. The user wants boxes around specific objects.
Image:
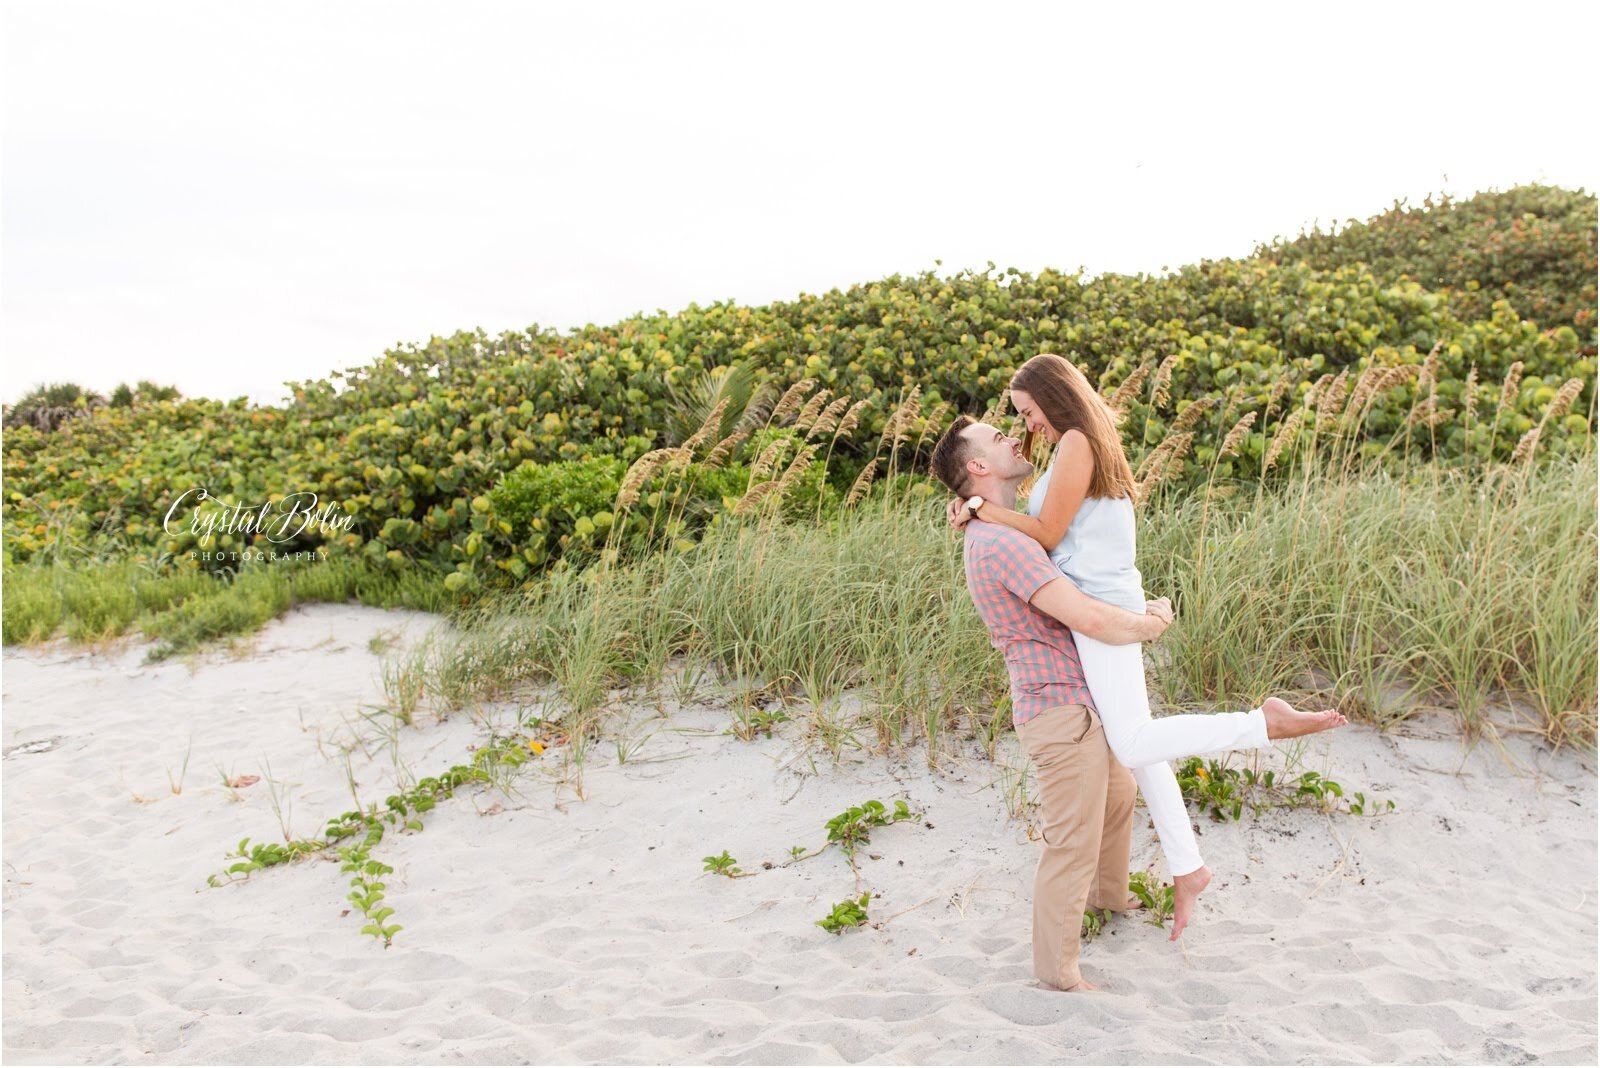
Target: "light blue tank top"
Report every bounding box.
[1026,447,1145,613]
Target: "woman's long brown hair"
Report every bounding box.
[1010,353,1136,500]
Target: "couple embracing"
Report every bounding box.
[928,353,1346,992]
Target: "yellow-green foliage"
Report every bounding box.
[3,185,1594,583]
[1257,184,1597,343]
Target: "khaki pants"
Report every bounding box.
[1015,703,1136,990]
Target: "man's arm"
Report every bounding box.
[1029,578,1171,645]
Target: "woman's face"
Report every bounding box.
[1010,387,1060,444]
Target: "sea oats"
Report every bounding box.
[1407,385,1439,430]
[616,449,676,510]
[1497,361,1524,417]
[882,385,924,451]
[1316,368,1351,429]
[1461,366,1480,426]
[1510,426,1541,463]
[877,412,901,455]
[703,429,750,469]
[845,457,879,508]
[1133,446,1160,483]
[1264,372,1293,418]
[1304,372,1333,413]
[833,399,871,443]
[1150,354,1178,410]
[749,439,791,483]
[1419,341,1443,391]
[1344,363,1385,417]
[792,389,833,435]
[771,379,818,424]
[1134,426,1195,482]
[899,384,924,426]
[1218,411,1258,459]
[980,388,1012,427]
[1108,360,1153,413]
[681,397,730,453]
[1365,365,1414,412]
[1168,396,1217,436]
[915,401,953,450]
[734,480,781,514]
[808,395,853,439]
[1135,431,1194,497]
[662,446,694,477]
[1541,378,1586,426]
[1262,409,1302,474]
[776,443,821,495]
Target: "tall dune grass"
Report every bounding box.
[5,373,1593,756]
[1140,456,1597,747]
[391,447,1594,766]
[1,553,448,657]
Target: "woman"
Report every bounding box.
[948,352,1345,940]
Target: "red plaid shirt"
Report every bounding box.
[963,521,1097,725]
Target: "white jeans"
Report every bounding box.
[1070,631,1271,878]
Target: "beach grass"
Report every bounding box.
[4,376,1594,754]
[366,451,1595,764]
[1,551,451,657]
[1141,456,1597,747]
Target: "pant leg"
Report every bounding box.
[1128,763,1203,877]
[1071,632,1271,765]
[1016,703,1109,990]
[1090,754,1136,912]
[1072,631,1268,877]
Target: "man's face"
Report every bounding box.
[960,422,1032,486]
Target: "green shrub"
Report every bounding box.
[3,185,1592,583]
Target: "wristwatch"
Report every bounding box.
[965,495,984,519]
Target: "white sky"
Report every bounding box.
[3,0,1597,408]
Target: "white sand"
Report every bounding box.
[2,603,1595,1065]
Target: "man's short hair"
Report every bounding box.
[929,414,977,497]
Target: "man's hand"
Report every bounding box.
[945,497,974,529]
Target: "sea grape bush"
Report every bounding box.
[1257,184,1597,348]
[3,185,1593,580]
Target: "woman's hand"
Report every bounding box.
[946,497,974,529]
[1138,597,1174,642]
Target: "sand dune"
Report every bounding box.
[3,603,1595,1064]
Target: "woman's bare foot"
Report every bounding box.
[1064,978,1100,992]
[1262,697,1347,740]
[1170,865,1211,941]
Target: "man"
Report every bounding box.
[930,415,1174,993]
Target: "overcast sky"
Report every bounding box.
[3,1,1596,408]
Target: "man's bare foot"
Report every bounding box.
[1170,865,1212,941]
[1064,978,1099,992]
[1262,697,1347,740]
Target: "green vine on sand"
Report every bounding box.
[207,733,543,946]
[701,797,922,934]
[1177,756,1396,822]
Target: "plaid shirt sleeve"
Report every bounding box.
[984,528,1064,605]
